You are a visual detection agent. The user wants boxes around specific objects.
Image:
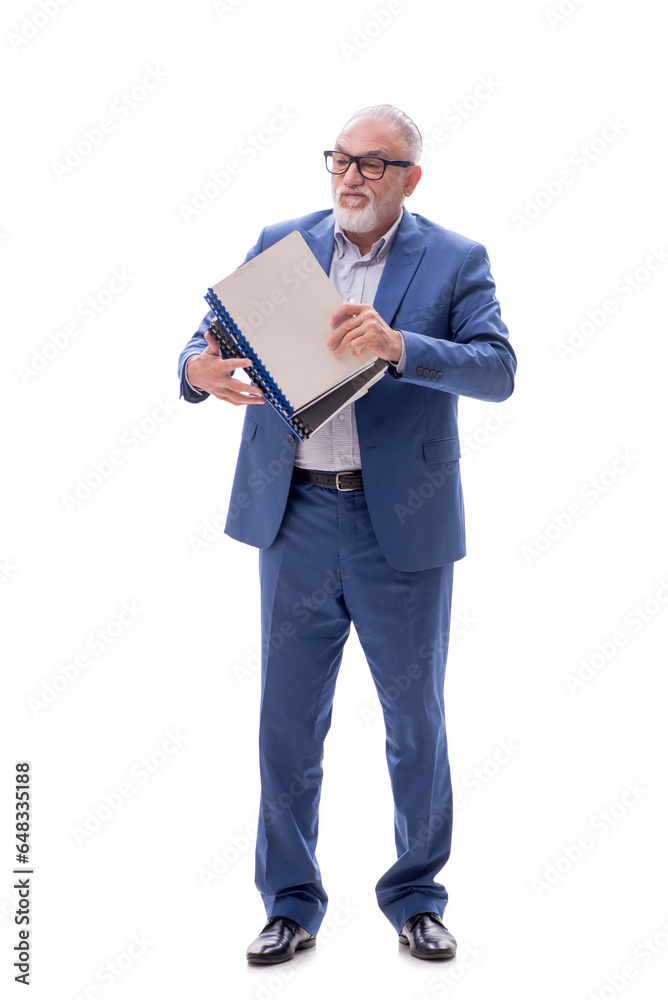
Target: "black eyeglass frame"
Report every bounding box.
[323,150,414,180]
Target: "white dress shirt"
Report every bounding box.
[294,210,406,471]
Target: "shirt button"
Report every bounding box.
[349,297,356,303]
[338,413,346,421]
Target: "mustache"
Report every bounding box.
[336,186,373,202]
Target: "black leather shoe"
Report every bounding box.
[246,916,316,964]
[399,912,457,960]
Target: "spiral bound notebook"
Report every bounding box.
[204,231,388,440]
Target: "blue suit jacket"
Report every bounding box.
[178,209,516,572]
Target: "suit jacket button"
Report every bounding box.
[416,366,423,375]
[287,435,294,444]
[430,370,437,378]
[436,371,443,379]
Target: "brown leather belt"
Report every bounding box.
[292,468,364,491]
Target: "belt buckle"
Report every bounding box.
[335,472,356,492]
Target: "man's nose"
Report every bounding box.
[342,159,365,183]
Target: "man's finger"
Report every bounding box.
[220,368,265,401]
[327,314,361,348]
[222,357,255,374]
[330,301,361,328]
[203,329,222,355]
[332,327,366,356]
[215,385,266,405]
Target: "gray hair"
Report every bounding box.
[340,104,423,164]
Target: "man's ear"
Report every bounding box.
[404,164,422,198]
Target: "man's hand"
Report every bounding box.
[327,302,402,364]
[186,330,265,405]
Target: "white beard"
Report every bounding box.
[332,191,379,233]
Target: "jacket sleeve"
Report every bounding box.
[392,243,516,403]
[177,228,267,403]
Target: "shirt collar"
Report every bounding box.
[333,207,403,261]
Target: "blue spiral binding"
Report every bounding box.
[205,289,311,438]
[205,290,295,412]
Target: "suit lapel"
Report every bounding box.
[373,211,426,325]
[299,215,336,274]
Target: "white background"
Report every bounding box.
[2,0,667,998]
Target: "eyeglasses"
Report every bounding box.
[323,150,414,180]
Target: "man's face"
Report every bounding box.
[331,118,418,235]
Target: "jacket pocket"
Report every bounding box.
[241,415,258,441]
[422,436,460,463]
